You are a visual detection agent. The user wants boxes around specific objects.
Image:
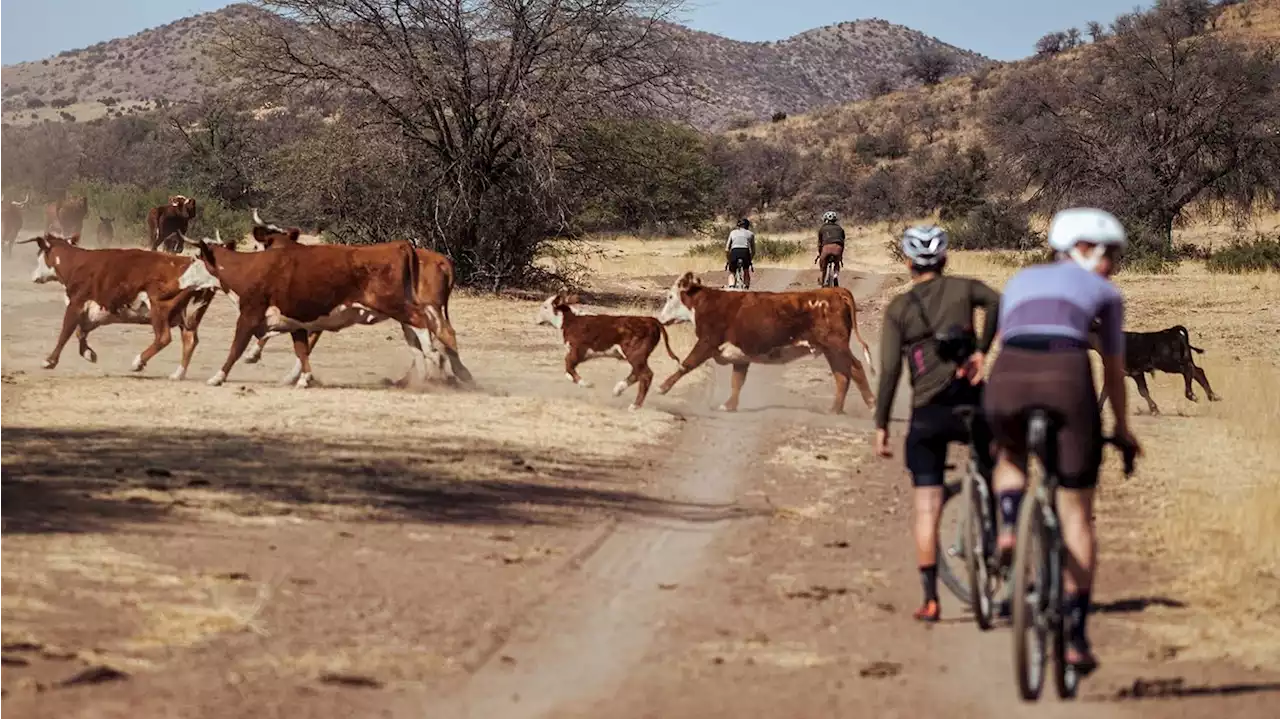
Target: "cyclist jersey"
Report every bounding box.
[999,260,1124,355]
[818,224,845,250]
[875,275,1001,429]
[726,228,755,251]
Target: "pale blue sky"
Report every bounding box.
[1,0,1152,66]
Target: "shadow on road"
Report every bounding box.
[1091,596,1189,614]
[2,425,746,535]
[1109,677,1280,701]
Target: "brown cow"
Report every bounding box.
[3,193,30,259]
[95,216,115,245]
[45,196,89,237]
[147,195,197,252]
[535,292,679,410]
[20,233,218,379]
[655,272,876,413]
[238,210,470,385]
[176,232,448,388]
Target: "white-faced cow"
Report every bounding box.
[147,195,197,253]
[177,230,452,389]
[3,193,30,259]
[536,292,679,410]
[21,233,218,379]
[655,272,876,413]
[235,210,470,386]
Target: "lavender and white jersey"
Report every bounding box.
[998,260,1125,355]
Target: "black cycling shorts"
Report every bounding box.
[728,247,752,271]
[905,380,994,488]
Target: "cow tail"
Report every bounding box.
[659,322,680,361]
[1175,324,1206,353]
[842,289,875,375]
[440,256,455,325]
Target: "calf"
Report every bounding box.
[20,233,217,379]
[655,271,875,413]
[45,196,89,237]
[1098,324,1220,415]
[3,193,29,259]
[235,210,471,385]
[536,293,679,410]
[177,232,444,388]
[147,195,197,252]
[94,216,115,245]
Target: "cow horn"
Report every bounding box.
[252,208,265,226]
[17,193,30,207]
[180,232,203,247]
[214,229,223,245]
[16,237,43,244]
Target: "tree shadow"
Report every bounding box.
[1091,596,1188,614]
[1110,677,1280,701]
[2,425,751,535]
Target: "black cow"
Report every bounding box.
[1097,325,1220,415]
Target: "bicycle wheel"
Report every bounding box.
[1011,492,1049,701]
[1051,528,1079,699]
[937,480,971,607]
[962,470,996,630]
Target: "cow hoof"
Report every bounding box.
[206,372,227,387]
[577,380,594,389]
[81,348,98,363]
[169,367,187,381]
[717,403,738,412]
[612,380,629,397]
[244,353,262,365]
[41,359,57,370]
[1209,394,1222,402]
[295,373,313,389]
[628,403,641,412]
[130,355,145,372]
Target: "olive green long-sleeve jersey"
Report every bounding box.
[874,275,1001,429]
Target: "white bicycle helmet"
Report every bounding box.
[901,225,948,267]
[822,211,838,224]
[1047,207,1126,271]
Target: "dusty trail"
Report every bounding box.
[420,268,872,719]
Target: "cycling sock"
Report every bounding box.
[997,490,1024,531]
[919,564,939,603]
[1065,589,1092,643]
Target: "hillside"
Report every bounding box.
[0,5,989,130]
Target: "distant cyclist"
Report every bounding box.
[984,207,1142,675]
[815,211,846,284]
[725,217,755,289]
[873,225,1001,623]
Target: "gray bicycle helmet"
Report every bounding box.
[822,211,838,224]
[901,225,948,267]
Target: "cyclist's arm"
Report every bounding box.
[874,306,904,429]
[748,231,756,258]
[725,234,733,253]
[1097,294,1129,432]
[969,279,1002,352]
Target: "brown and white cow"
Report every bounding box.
[536,293,679,410]
[147,195,197,252]
[3,193,30,259]
[655,272,876,413]
[94,216,116,246]
[20,233,218,379]
[237,210,470,386]
[45,196,89,237]
[177,232,450,389]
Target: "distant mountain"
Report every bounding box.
[0,5,992,130]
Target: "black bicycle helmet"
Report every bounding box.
[736,218,751,230]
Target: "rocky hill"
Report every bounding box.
[0,4,990,130]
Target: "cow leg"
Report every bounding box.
[43,301,86,369]
[565,346,592,388]
[76,326,98,363]
[243,334,270,364]
[209,313,260,386]
[720,363,750,412]
[131,319,173,373]
[1181,365,1199,402]
[281,330,322,387]
[823,346,872,414]
[169,325,198,381]
[657,339,720,395]
[1133,373,1159,415]
[1097,384,1109,414]
[1193,365,1220,402]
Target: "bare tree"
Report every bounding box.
[903,48,955,87]
[1035,31,1066,57]
[223,0,686,288]
[985,10,1280,246]
[1086,21,1107,42]
[1064,27,1082,49]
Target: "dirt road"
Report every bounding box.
[3,255,1276,718]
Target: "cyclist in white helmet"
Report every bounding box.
[725,217,756,289]
[874,224,1002,623]
[984,207,1142,674]
[815,211,846,282]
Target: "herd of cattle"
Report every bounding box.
[1,193,1221,416]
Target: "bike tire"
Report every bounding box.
[937,481,971,607]
[962,470,995,630]
[1051,527,1079,699]
[1011,487,1049,701]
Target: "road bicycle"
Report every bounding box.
[1011,408,1137,702]
[935,408,998,614]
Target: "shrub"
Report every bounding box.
[770,111,787,123]
[26,97,46,109]
[726,116,754,131]
[944,199,1039,250]
[684,236,805,262]
[854,127,910,163]
[50,97,76,109]
[1206,235,1280,273]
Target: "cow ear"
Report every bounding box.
[563,293,581,305]
[251,226,269,244]
[67,233,81,246]
[288,228,301,243]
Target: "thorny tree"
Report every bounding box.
[986,5,1280,247]
[224,0,686,288]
